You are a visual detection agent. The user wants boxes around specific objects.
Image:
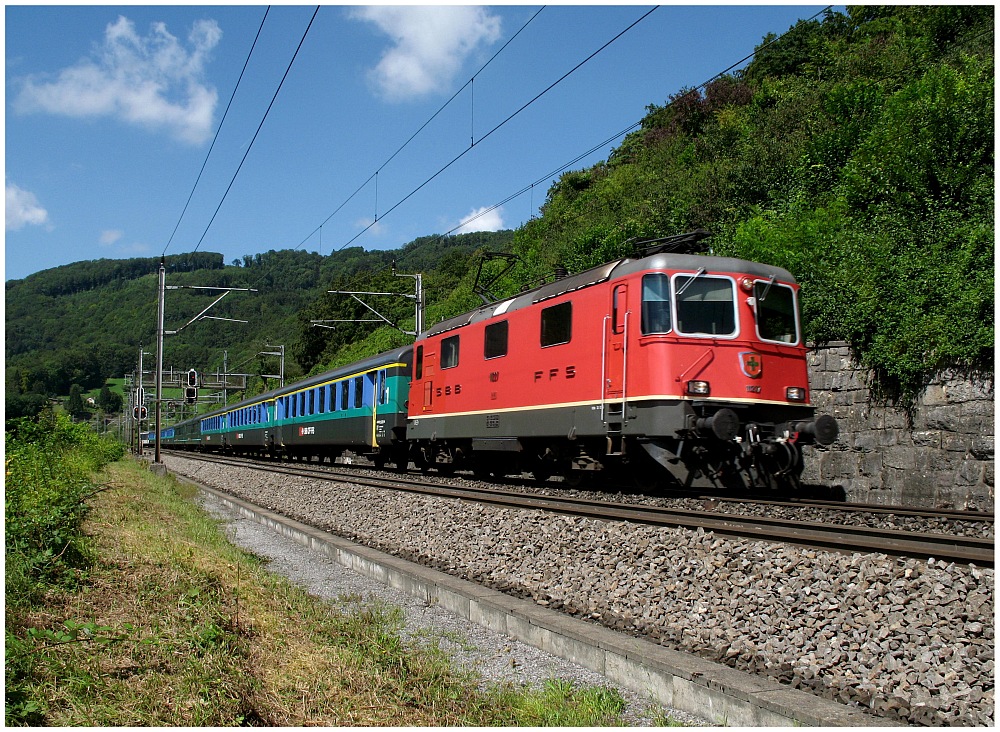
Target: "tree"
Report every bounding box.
[96,384,123,413]
[66,384,87,420]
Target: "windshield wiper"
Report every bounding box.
[757,274,776,302]
[675,267,706,296]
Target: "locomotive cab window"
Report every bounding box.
[754,281,799,344]
[415,345,423,379]
[641,274,672,334]
[674,275,736,337]
[484,320,508,359]
[540,301,572,347]
[441,335,460,369]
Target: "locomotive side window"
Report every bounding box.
[540,301,572,347]
[641,274,672,334]
[674,275,736,337]
[484,320,508,359]
[415,345,423,379]
[754,282,799,344]
[612,285,627,334]
[441,335,460,369]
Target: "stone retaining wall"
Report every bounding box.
[801,342,994,509]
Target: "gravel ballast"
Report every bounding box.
[166,456,994,726]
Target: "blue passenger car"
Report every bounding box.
[161,346,412,468]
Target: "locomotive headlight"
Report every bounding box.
[687,380,711,396]
[785,386,806,402]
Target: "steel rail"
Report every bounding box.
[165,451,994,567]
[687,494,994,523]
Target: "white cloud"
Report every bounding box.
[352,6,501,101]
[99,229,124,246]
[13,15,221,144]
[455,205,504,234]
[354,216,386,237]
[117,241,151,255]
[6,182,50,231]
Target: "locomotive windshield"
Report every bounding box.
[673,275,737,336]
[754,281,799,343]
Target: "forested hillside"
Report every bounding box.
[6,5,993,419]
[5,231,514,418]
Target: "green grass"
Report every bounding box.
[6,454,686,726]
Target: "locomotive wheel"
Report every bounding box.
[563,470,593,488]
[630,462,661,493]
[531,467,552,483]
[472,455,499,481]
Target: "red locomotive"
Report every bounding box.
[407,235,837,490]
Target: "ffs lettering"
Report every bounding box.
[534,365,576,381]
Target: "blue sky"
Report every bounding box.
[5,4,827,281]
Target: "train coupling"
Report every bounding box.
[790,414,839,446]
[693,408,740,440]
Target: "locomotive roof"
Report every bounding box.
[421,252,796,339]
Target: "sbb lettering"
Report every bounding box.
[434,384,462,397]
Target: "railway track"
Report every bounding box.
[165,451,994,567]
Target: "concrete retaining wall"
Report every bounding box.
[802,342,994,509]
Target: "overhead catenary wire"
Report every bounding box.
[331,5,660,254]
[162,6,271,257]
[191,5,321,254]
[427,6,836,244]
[294,6,547,251]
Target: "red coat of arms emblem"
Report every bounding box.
[740,352,763,378]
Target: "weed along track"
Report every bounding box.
[163,452,994,726]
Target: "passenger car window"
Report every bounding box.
[674,275,736,336]
[641,274,672,334]
[755,281,799,344]
[540,301,572,347]
[441,335,460,369]
[484,320,508,359]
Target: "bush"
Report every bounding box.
[5,409,124,607]
[6,410,124,724]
